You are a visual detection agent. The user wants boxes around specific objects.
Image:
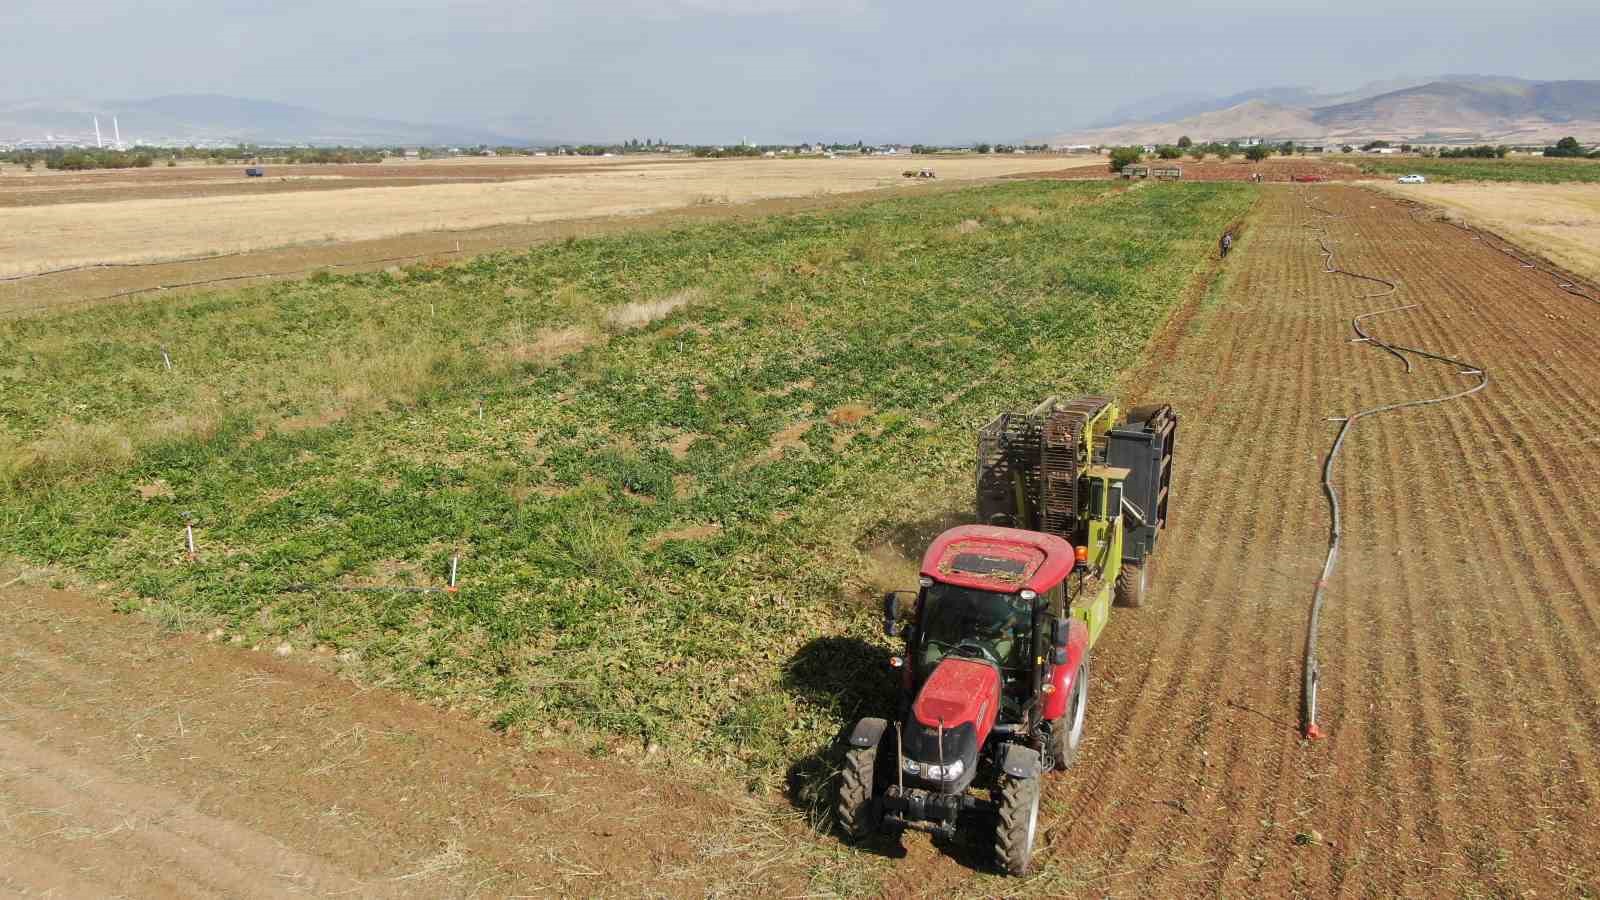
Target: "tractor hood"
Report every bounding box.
[901,657,1000,791]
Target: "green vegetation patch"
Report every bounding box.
[1360,156,1600,184]
[0,180,1252,780]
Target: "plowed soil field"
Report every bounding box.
[881,184,1600,896]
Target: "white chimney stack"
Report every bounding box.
[113,116,122,148]
[94,117,103,149]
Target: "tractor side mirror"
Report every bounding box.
[882,591,900,637]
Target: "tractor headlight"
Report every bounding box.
[905,757,965,782]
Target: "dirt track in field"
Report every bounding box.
[0,579,812,897]
[877,184,1600,896]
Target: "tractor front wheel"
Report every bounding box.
[994,772,1041,875]
[1048,655,1089,771]
[1115,559,1150,608]
[837,744,880,840]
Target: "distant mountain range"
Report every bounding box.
[0,95,548,147]
[1050,76,1600,147]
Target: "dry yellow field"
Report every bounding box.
[1377,181,1600,282]
[0,154,1099,276]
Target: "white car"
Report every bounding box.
[1397,174,1427,184]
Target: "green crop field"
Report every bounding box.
[1359,155,1600,183]
[1,181,1251,793]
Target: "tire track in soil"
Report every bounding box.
[1049,233,1313,884]
[1186,288,1325,899]
[1016,184,1600,899]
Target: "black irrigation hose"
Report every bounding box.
[1297,188,1490,740]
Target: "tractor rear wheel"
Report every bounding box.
[1048,655,1089,771]
[994,772,1041,875]
[1115,559,1149,608]
[837,744,879,840]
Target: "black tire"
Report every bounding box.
[837,744,879,840]
[994,772,1042,876]
[1115,559,1148,608]
[1048,656,1089,771]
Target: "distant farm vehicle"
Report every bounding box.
[903,169,936,179]
[245,167,265,177]
[1152,166,1182,180]
[1121,165,1151,179]
[1397,174,1427,184]
[839,397,1178,875]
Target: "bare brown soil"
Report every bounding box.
[873,185,1600,896]
[0,578,814,897]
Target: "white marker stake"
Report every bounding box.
[162,350,173,371]
[448,555,459,592]
[185,524,197,560]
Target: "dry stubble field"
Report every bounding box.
[0,153,1096,278]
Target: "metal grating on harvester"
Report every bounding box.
[976,413,1043,528]
[1038,396,1109,537]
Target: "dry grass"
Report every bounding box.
[1,421,134,486]
[502,325,597,364]
[1375,181,1600,281]
[606,288,703,330]
[0,155,1098,277]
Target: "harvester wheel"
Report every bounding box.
[994,772,1041,875]
[1048,656,1089,771]
[837,744,880,840]
[1115,560,1148,608]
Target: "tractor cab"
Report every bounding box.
[903,527,1077,725]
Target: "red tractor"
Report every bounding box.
[837,396,1177,874]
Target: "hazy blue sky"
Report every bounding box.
[4,0,1599,142]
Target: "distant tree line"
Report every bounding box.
[1543,136,1600,159]
[1438,145,1510,159]
[1,148,154,170]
